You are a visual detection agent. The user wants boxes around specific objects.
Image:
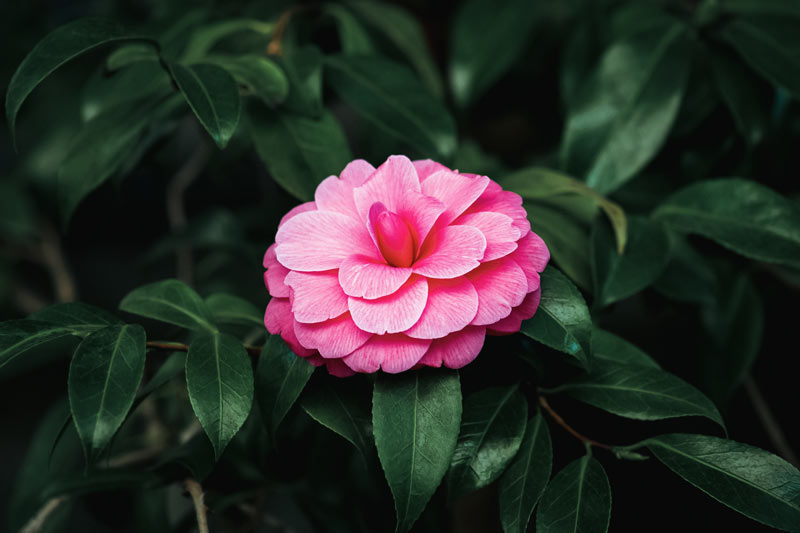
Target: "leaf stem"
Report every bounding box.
[146,340,261,357]
[184,478,210,533]
[20,496,68,533]
[538,396,614,451]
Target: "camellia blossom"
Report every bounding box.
[263,155,549,376]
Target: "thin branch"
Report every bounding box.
[20,496,68,533]
[539,396,614,451]
[184,478,210,533]
[744,377,799,467]
[38,220,77,303]
[146,340,261,357]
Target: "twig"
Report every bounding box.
[39,220,77,303]
[146,340,262,357]
[744,377,799,467]
[184,478,210,533]
[539,396,614,451]
[20,496,68,533]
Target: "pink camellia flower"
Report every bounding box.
[263,155,549,376]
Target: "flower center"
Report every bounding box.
[370,203,415,267]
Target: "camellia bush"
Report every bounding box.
[2,0,800,531]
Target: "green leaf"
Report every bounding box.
[256,335,314,443]
[653,178,800,268]
[520,267,592,368]
[563,21,691,193]
[325,55,457,160]
[134,351,186,408]
[373,369,462,533]
[169,62,241,148]
[181,18,273,62]
[30,302,121,328]
[278,45,323,118]
[525,202,592,290]
[300,380,372,459]
[43,469,161,500]
[548,359,725,429]
[448,385,528,503]
[0,320,78,374]
[106,43,159,70]
[346,0,443,97]
[325,4,374,55]
[208,54,288,107]
[718,0,800,17]
[186,332,254,459]
[250,106,352,202]
[119,279,217,333]
[592,328,660,369]
[536,455,612,533]
[647,434,800,530]
[68,324,146,464]
[449,0,539,107]
[5,17,147,145]
[205,293,263,327]
[591,215,671,306]
[498,413,552,533]
[653,234,717,306]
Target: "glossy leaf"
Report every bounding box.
[325,55,457,160]
[300,380,372,459]
[498,413,552,533]
[647,434,800,530]
[106,43,159,70]
[119,279,217,333]
[181,18,273,62]
[250,106,352,201]
[526,202,592,290]
[0,320,78,374]
[209,54,288,107]
[186,332,254,459]
[205,293,262,327]
[30,302,121,329]
[325,4,374,54]
[536,455,611,533]
[592,328,659,369]
[373,369,462,533]
[520,267,592,368]
[653,234,717,306]
[449,0,539,107]
[279,45,323,118]
[548,359,725,429]
[169,62,241,148]
[68,324,146,463]
[133,351,186,409]
[448,386,528,503]
[591,215,671,306]
[653,178,800,268]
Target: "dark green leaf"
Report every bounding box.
[373,369,462,533]
[548,359,724,429]
[653,178,800,268]
[186,332,254,459]
[256,335,314,443]
[325,55,457,160]
[591,215,671,306]
[647,434,800,530]
[278,45,323,118]
[536,455,611,533]
[325,4,374,54]
[169,62,241,148]
[498,413,552,533]
[526,202,592,290]
[449,0,540,106]
[653,234,717,306]
[448,385,528,503]
[592,328,660,369]
[520,267,592,368]
[208,54,288,106]
[30,302,121,328]
[43,469,160,500]
[250,106,352,201]
[81,61,172,122]
[181,18,273,62]
[719,0,800,17]
[133,351,186,410]
[68,324,146,463]
[0,181,36,241]
[119,279,217,333]
[300,380,372,459]
[205,293,263,327]
[106,43,159,70]
[0,320,78,374]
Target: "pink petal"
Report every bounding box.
[325,358,356,377]
[405,278,479,339]
[396,190,446,250]
[488,290,542,335]
[343,334,431,374]
[314,175,358,218]
[348,276,428,334]
[279,201,317,227]
[305,354,326,367]
[418,326,486,369]
[413,225,486,279]
[263,244,278,268]
[456,211,521,262]
[340,159,375,186]
[511,231,550,291]
[265,298,315,357]
[285,270,349,323]
[265,262,291,298]
[413,159,452,181]
[294,312,373,358]
[275,210,378,271]
[353,155,421,221]
[420,170,489,225]
[468,257,528,325]
[465,187,530,234]
[339,254,413,299]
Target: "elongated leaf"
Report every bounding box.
[591,215,671,306]
[132,351,186,414]
[256,335,314,442]
[498,413,552,533]
[719,0,800,17]
[208,54,288,106]
[250,106,352,201]
[81,61,173,122]
[653,178,800,268]
[169,62,241,148]
[279,45,323,117]
[536,455,611,533]
[373,369,462,533]
[30,302,121,328]
[653,234,717,306]
[181,18,273,62]
[647,434,800,530]
[5,18,146,145]
[346,0,443,97]
[549,359,724,429]
[448,385,528,503]
[526,202,592,290]
[520,267,592,368]
[0,320,78,373]
[43,469,161,500]
[68,324,146,463]
[592,328,659,369]
[205,293,262,327]
[325,4,374,54]
[325,55,457,160]
[119,279,217,333]
[106,43,159,70]
[449,0,539,106]
[300,381,372,459]
[186,332,254,459]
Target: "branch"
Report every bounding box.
[20,496,68,533]
[538,396,614,451]
[744,377,799,467]
[146,340,262,357]
[184,478,210,533]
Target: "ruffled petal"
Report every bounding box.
[468,257,528,325]
[396,190,446,250]
[413,225,486,279]
[405,278,479,339]
[464,185,530,234]
[265,298,315,357]
[413,159,452,181]
[279,201,317,228]
[353,155,421,222]
[338,254,413,299]
[456,211,521,262]
[511,231,549,291]
[343,334,431,374]
[348,276,428,334]
[488,290,542,335]
[325,358,356,377]
[340,159,375,186]
[285,270,349,323]
[263,244,278,268]
[421,170,489,225]
[417,326,486,369]
[314,175,358,218]
[265,262,290,298]
[294,312,373,358]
